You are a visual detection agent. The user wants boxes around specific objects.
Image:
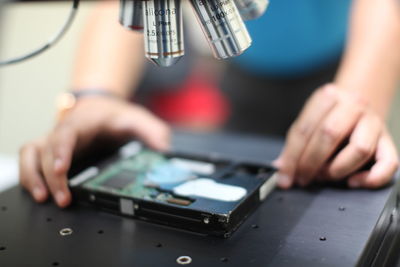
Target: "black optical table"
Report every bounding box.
[0,131,398,267]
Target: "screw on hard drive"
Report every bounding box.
[220,257,229,263]
[59,228,73,236]
[176,256,192,265]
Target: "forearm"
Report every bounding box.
[335,0,400,118]
[71,1,145,98]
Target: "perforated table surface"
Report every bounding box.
[0,131,394,267]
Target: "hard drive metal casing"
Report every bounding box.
[69,142,277,238]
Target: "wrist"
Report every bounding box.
[332,79,392,119]
[56,89,121,121]
[70,89,118,99]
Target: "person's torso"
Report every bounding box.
[235,0,352,77]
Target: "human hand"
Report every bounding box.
[275,84,399,189]
[19,97,170,208]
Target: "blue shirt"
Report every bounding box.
[236,0,352,77]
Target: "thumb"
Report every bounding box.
[111,104,171,151]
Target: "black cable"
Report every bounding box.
[0,0,79,66]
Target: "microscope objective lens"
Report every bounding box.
[190,0,251,59]
[189,0,252,60]
[119,0,144,31]
[119,0,267,66]
[234,0,269,20]
[143,0,185,67]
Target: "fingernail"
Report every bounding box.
[55,191,67,206]
[277,174,291,188]
[33,186,45,201]
[54,158,63,172]
[162,142,170,151]
[161,138,172,151]
[272,158,282,168]
[349,179,361,188]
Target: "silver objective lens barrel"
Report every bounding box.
[234,0,269,20]
[189,0,251,60]
[143,0,184,67]
[119,0,144,31]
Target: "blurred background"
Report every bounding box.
[0,0,400,158]
[0,1,93,156]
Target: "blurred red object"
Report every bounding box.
[149,72,229,131]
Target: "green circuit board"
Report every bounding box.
[82,149,201,205]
